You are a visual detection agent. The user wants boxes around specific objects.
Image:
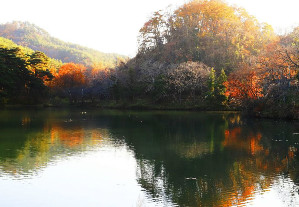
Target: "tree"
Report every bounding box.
[225,67,263,107]
[51,63,86,103]
[85,66,114,102]
[0,47,52,103]
[137,0,272,72]
[206,68,228,106]
[215,69,228,105]
[138,10,167,54]
[166,61,211,103]
[207,68,216,100]
[29,51,53,81]
[0,47,28,102]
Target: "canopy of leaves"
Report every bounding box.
[0,47,52,103]
[52,63,86,89]
[138,0,275,72]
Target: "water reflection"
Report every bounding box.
[0,110,111,179]
[0,109,298,206]
[107,111,299,206]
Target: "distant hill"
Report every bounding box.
[0,36,62,69]
[0,36,33,54]
[0,21,127,67]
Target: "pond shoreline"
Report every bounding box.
[1,103,298,120]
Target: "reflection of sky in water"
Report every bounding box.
[0,143,173,207]
[247,176,299,207]
[0,118,175,206]
[0,109,298,206]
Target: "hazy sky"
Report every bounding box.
[0,0,298,56]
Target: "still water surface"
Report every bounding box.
[0,109,299,206]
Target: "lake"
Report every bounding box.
[0,109,299,207]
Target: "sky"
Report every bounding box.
[0,0,298,57]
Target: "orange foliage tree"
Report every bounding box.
[225,26,298,111]
[53,63,86,88]
[225,67,263,106]
[256,39,298,87]
[50,63,86,103]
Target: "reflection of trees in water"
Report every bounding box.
[117,113,299,206]
[0,110,298,206]
[50,126,84,147]
[0,111,110,177]
[136,159,175,205]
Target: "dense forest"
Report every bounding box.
[0,21,127,67]
[0,0,298,119]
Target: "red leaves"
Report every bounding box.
[225,68,263,104]
[52,63,86,89]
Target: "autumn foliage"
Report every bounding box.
[225,69,263,105]
[52,63,86,88]
[0,0,298,118]
[138,0,272,72]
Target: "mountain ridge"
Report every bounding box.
[0,21,127,67]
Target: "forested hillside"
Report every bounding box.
[0,0,298,119]
[0,21,127,67]
[113,0,299,118]
[0,36,62,69]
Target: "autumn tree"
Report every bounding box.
[225,67,263,107]
[51,63,86,103]
[138,10,167,54]
[246,27,299,117]
[138,0,273,72]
